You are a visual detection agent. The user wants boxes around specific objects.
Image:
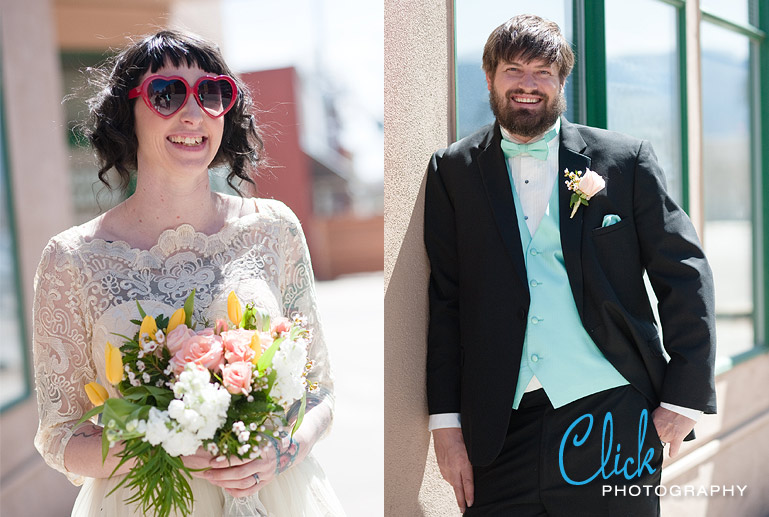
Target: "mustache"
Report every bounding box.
[507,89,547,99]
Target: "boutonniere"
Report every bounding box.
[564,167,605,218]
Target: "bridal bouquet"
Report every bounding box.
[80,291,314,517]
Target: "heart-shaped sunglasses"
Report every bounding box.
[128,75,238,118]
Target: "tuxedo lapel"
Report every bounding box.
[558,119,591,315]
[478,123,528,288]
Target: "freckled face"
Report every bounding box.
[133,64,225,177]
[486,58,566,140]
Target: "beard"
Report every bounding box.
[489,85,566,138]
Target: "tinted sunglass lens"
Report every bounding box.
[198,80,234,116]
[147,79,187,116]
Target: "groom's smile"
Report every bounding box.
[486,57,566,140]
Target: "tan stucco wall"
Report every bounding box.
[383,0,459,515]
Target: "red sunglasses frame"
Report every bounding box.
[128,74,238,119]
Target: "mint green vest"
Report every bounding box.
[508,168,628,409]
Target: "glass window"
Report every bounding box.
[454,1,574,139]
[0,89,29,410]
[605,0,682,205]
[60,53,125,224]
[700,22,755,361]
[700,0,751,27]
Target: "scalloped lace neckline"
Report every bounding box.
[73,199,274,259]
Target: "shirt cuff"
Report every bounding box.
[428,413,461,431]
[660,402,702,422]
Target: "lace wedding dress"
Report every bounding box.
[32,199,346,516]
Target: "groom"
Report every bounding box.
[424,14,716,516]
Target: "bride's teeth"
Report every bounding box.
[170,136,204,146]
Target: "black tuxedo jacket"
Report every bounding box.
[424,118,717,467]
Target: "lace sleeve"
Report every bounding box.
[32,237,95,486]
[278,205,335,411]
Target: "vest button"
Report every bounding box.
[531,317,541,325]
[530,249,539,256]
[530,280,539,287]
[531,354,539,363]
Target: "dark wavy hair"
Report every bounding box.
[84,29,262,194]
[482,14,574,82]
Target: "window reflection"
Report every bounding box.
[701,22,755,359]
[700,0,751,27]
[0,103,27,410]
[605,0,682,205]
[454,0,574,139]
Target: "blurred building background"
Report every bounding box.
[385,0,769,516]
[0,0,382,515]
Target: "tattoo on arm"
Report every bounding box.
[267,435,300,475]
[72,425,102,439]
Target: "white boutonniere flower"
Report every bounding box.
[564,168,606,218]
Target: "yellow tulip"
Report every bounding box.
[84,382,108,406]
[139,315,158,341]
[250,333,262,364]
[228,291,243,327]
[105,341,124,385]
[167,307,186,334]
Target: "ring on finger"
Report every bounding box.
[253,473,260,484]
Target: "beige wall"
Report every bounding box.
[660,353,769,516]
[383,0,459,514]
[1,0,79,514]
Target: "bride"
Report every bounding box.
[32,29,345,516]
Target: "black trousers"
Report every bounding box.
[465,385,664,517]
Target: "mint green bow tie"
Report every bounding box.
[500,138,550,160]
[500,127,558,161]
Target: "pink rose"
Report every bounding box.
[170,330,224,375]
[221,329,256,364]
[577,168,605,199]
[165,324,195,355]
[271,317,292,336]
[222,361,253,395]
[214,319,229,335]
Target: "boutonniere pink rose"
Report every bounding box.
[564,167,605,218]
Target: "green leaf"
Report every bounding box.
[581,198,589,206]
[183,289,196,328]
[292,391,307,436]
[103,397,143,424]
[111,332,135,342]
[136,301,147,319]
[256,336,283,372]
[77,404,105,426]
[101,430,109,462]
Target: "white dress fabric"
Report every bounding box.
[32,198,345,516]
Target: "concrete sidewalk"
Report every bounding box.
[312,272,384,516]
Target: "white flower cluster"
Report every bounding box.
[142,364,231,457]
[270,337,309,408]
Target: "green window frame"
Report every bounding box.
[0,47,32,412]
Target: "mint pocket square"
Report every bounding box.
[602,214,621,227]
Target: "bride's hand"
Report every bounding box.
[203,436,299,497]
[181,447,216,478]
